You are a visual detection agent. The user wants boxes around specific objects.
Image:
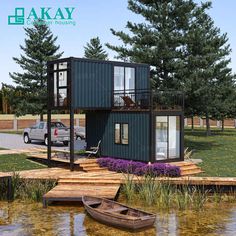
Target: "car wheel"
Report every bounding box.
[76,135,81,140]
[24,134,31,144]
[63,141,69,146]
[44,136,48,146]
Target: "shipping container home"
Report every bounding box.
[47,57,184,170]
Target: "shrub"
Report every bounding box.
[97,157,181,177]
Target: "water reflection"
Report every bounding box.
[0,201,236,236]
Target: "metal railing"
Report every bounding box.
[112,89,184,111]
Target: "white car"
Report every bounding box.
[75,126,86,140]
[23,121,70,146]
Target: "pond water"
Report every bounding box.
[0,201,236,236]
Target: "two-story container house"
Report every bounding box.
[47,57,184,170]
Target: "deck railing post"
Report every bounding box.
[70,109,75,171]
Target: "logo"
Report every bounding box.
[8,8,25,25]
[8,7,76,26]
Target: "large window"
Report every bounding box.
[156,116,180,160]
[114,66,135,106]
[53,62,68,107]
[115,123,129,145]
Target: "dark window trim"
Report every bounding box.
[114,122,129,145]
[114,123,121,144]
[51,61,70,109]
[113,66,136,100]
[154,115,181,161]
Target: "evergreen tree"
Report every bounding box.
[182,4,234,135]
[84,37,108,60]
[9,20,63,121]
[106,0,197,89]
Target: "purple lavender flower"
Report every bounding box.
[97,157,181,177]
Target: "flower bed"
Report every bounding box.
[97,157,181,177]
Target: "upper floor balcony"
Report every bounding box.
[112,89,184,111]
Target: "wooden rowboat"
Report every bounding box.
[82,196,156,230]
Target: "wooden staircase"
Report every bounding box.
[170,161,204,176]
[79,159,108,172]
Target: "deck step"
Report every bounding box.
[181,169,204,176]
[82,167,108,172]
[58,179,122,185]
[77,159,98,164]
[180,165,201,171]
[79,163,100,168]
[171,162,198,167]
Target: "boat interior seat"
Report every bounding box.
[103,206,128,213]
[97,200,113,210]
[86,201,102,207]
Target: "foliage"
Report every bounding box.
[9,172,56,202]
[84,37,108,60]
[122,176,235,210]
[184,147,193,161]
[97,157,180,177]
[9,20,63,120]
[122,173,136,202]
[182,3,235,135]
[107,0,236,135]
[107,0,201,90]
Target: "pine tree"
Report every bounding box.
[106,0,197,90]
[9,20,63,121]
[182,4,234,135]
[84,37,108,60]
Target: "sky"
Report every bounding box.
[1,0,236,86]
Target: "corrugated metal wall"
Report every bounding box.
[136,65,150,90]
[72,59,113,109]
[72,59,150,109]
[86,111,150,162]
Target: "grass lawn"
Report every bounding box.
[185,128,236,177]
[0,154,47,172]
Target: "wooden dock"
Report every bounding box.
[2,162,236,207]
[43,171,236,207]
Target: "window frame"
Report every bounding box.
[114,123,129,145]
[113,66,136,93]
[52,62,69,108]
[155,115,181,160]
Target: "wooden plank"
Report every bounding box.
[43,183,120,206]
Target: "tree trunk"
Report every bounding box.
[191,116,194,131]
[40,113,44,121]
[206,113,211,136]
[221,118,224,132]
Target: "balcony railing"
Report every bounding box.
[112,89,184,111]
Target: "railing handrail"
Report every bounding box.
[112,89,184,111]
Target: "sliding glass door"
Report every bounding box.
[155,116,180,160]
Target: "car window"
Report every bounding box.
[55,122,66,128]
[34,123,40,129]
[39,123,44,129]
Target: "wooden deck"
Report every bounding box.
[27,152,204,176]
[0,148,47,155]
[2,162,236,207]
[43,170,236,207]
